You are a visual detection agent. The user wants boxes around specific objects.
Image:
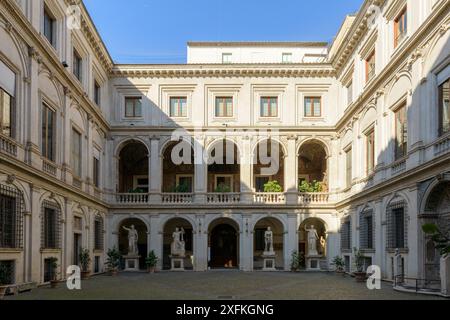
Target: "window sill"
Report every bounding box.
[302,117,325,122]
[0,248,23,253]
[392,35,410,57]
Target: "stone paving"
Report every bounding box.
[5,271,445,300]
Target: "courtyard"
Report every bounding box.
[5,271,445,300]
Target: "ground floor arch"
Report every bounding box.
[208,218,240,269]
[299,217,327,269]
[118,218,148,269]
[162,218,194,270]
[253,217,285,270]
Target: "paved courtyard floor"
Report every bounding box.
[5,271,445,300]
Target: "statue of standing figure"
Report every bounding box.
[171,227,186,257]
[122,225,139,255]
[264,227,274,254]
[306,225,319,256]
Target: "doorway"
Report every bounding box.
[73,233,81,266]
[209,224,238,268]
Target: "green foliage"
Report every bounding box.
[422,223,450,257]
[214,184,231,193]
[128,188,144,193]
[263,180,283,192]
[172,183,190,193]
[0,264,11,285]
[79,248,91,272]
[47,257,59,280]
[353,247,365,273]
[298,180,323,193]
[332,256,345,271]
[290,251,305,271]
[106,247,121,270]
[145,250,159,267]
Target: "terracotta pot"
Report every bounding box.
[81,271,90,280]
[0,286,8,299]
[50,280,58,288]
[354,272,367,282]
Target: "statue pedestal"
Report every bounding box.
[123,255,140,271]
[306,255,322,271]
[262,253,276,271]
[170,255,185,271]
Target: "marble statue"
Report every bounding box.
[264,227,274,254]
[122,225,138,255]
[171,227,186,257]
[306,225,319,256]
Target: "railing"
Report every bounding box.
[391,158,406,175]
[253,192,285,204]
[115,193,149,204]
[72,177,82,189]
[162,193,193,204]
[394,275,441,293]
[0,134,17,157]
[206,193,240,204]
[42,159,57,176]
[434,134,450,156]
[298,192,330,204]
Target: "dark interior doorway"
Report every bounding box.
[209,224,238,268]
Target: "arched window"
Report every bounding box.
[386,200,408,249]
[0,183,24,248]
[41,200,61,249]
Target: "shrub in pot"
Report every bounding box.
[263,180,283,193]
[106,247,121,276]
[79,248,91,279]
[48,257,59,288]
[332,256,345,275]
[0,263,11,299]
[145,250,159,273]
[352,248,366,282]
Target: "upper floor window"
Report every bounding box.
[260,97,278,118]
[94,81,101,106]
[170,97,187,118]
[41,103,56,161]
[0,60,16,138]
[366,129,375,175]
[438,77,450,136]
[73,49,82,82]
[394,103,407,160]
[222,53,232,64]
[282,53,292,63]
[125,97,142,118]
[304,97,322,117]
[71,128,82,178]
[394,7,407,48]
[365,50,376,83]
[215,97,233,117]
[93,155,100,188]
[43,6,56,47]
[345,147,352,188]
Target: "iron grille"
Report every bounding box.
[340,217,351,250]
[359,209,374,249]
[94,215,104,250]
[41,200,61,249]
[0,260,15,285]
[0,184,24,249]
[386,201,408,249]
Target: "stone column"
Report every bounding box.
[86,116,94,195]
[441,256,450,297]
[148,215,163,270]
[407,186,419,279]
[240,215,252,271]
[240,136,253,204]
[374,198,383,271]
[193,214,208,271]
[64,199,73,272]
[149,137,161,203]
[194,135,207,204]
[286,214,298,271]
[23,209,32,283]
[284,136,298,205]
[29,185,41,283]
[62,88,73,185]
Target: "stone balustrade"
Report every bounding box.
[206,193,241,204]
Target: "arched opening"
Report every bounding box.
[422,181,450,282]
[207,140,240,192]
[118,218,148,269]
[162,141,195,192]
[298,141,328,192]
[208,218,239,269]
[118,141,149,193]
[299,218,327,268]
[253,140,285,192]
[253,217,284,270]
[162,218,194,270]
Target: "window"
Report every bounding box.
[0,184,24,249]
[133,175,149,193]
[304,97,322,117]
[175,175,193,193]
[260,97,278,118]
[346,81,353,106]
[0,60,16,138]
[394,7,407,48]
[73,49,82,82]
[222,53,232,64]
[125,97,142,118]
[215,175,233,192]
[71,129,82,178]
[93,156,100,188]
[395,104,408,160]
[282,53,292,63]
[43,6,56,47]
[41,103,55,161]
[215,97,233,117]
[43,258,56,282]
[94,256,100,273]
[365,50,375,83]
[255,176,270,192]
[438,78,450,136]
[254,229,266,250]
[366,129,375,175]
[94,215,103,251]
[42,201,61,249]
[387,203,407,249]
[170,97,187,118]
[0,260,15,285]
[94,81,101,106]
[359,209,374,249]
[341,218,351,250]
[345,147,352,188]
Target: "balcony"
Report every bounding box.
[0,134,18,157]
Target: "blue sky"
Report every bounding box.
[84,0,364,64]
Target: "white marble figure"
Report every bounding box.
[122,225,138,255]
[306,225,319,256]
[264,227,274,255]
[171,227,186,257]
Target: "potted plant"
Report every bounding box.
[0,264,11,299]
[332,256,345,275]
[79,248,91,280]
[422,223,450,257]
[48,257,59,288]
[352,248,366,282]
[263,180,283,192]
[290,251,305,271]
[106,247,121,276]
[214,184,231,193]
[145,250,159,273]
